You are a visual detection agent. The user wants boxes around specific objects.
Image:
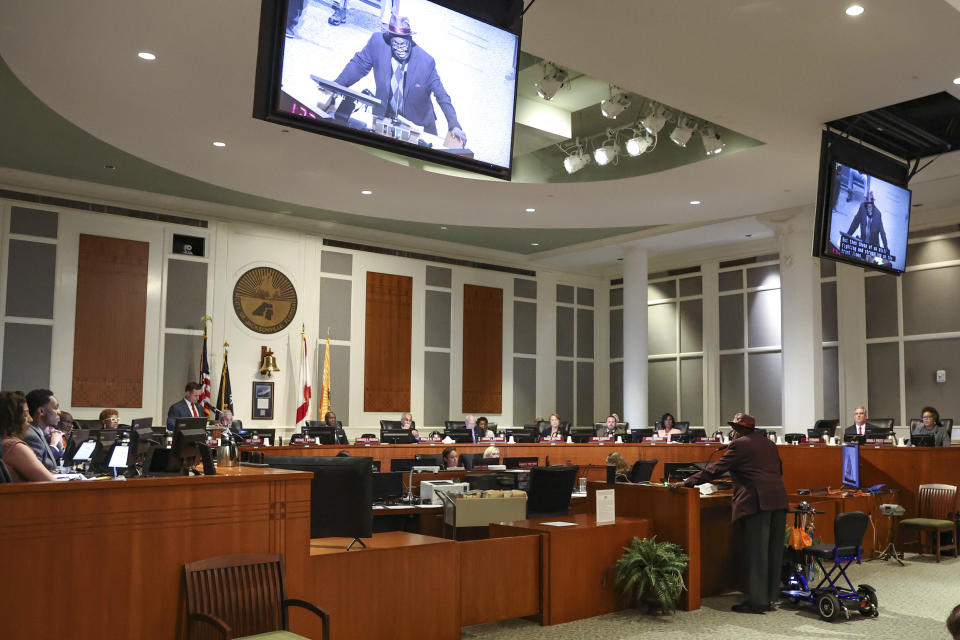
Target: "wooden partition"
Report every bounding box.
[459,535,540,626]
[363,272,412,411]
[462,284,503,413]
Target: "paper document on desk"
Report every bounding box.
[697,483,718,496]
[540,521,578,527]
[596,489,615,524]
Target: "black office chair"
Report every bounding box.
[360,433,377,439]
[414,454,443,467]
[460,453,484,470]
[526,465,579,519]
[629,459,658,483]
[866,418,894,432]
[444,420,466,430]
[675,421,690,433]
[812,419,839,439]
[380,419,401,430]
[390,458,418,472]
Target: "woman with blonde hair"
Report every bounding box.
[606,451,631,483]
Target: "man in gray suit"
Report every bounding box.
[25,388,60,471]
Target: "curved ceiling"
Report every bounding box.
[1,0,960,240]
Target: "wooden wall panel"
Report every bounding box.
[364,272,412,411]
[72,234,149,407]
[462,284,502,413]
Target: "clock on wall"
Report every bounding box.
[232,267,298,334]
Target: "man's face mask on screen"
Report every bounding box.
[391,37,411,63]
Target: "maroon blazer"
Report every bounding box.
[684,432,788,521]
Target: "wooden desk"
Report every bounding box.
[0,468,312,640]
[490,514,653,625]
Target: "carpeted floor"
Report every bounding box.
[463,553,958,639]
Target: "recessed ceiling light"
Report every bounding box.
[689,200,701,205]
[361,190,373,195]
[525,208,536,213]
[440,226,447,230]
[137,52,157,61]
[103,164,116,170]
[530,242,540,247]
[953,77,960,85]
[212,141,226,148]
[845,4,864,16]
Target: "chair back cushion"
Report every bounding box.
[527,465,578,517]
[184,554,286,638]
[917,484,958,520]
[834,511,869,556]
[629,459,658,483]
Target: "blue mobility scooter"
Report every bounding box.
[780,503,879,621]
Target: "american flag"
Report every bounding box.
[199,328,213,416]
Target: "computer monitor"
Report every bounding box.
[130,417,153,430]
[505,427,538,443]
[71,439,99,464]
[866,426,893,440]
[371,471,405,503]
[568,426,595,443]
[841,443,860,488]
[415,454,444,467]
[304,426,338,445]
[952,426,960,443]
[444,428,474,444]
[911,433,936,447]
[380,430,414,444]
[174,417,209,431]
[662,462,702,482]
[63,429,92,465]
[74,419,103,430]
[784,433,805,444]
[390,458,418,472]
[630,428,654,443]
[670,432,696,444]
[843,434,867,445]
[504,456,538,469]
[807,428,828,441]
[147,428,214,475]
[688,428,707,440]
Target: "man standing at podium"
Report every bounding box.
[166,382,203,430]
[678,413,788,614]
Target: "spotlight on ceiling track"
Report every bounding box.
[536,63,569,101]
[563,143,590,174]
[641,103,672,135]
[625,130,654,157]
[601,91,631,119]
[593,136,619,166]
[699,125,725,155]
[669,114,696,147]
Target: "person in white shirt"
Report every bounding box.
[844,406,869,437]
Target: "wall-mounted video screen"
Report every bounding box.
[254,0,520,180]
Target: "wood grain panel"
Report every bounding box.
[72,234,149,407]
[364,272,412,411]
[462,284,503,413]
[0,468,311,640]
[459,535,540,625]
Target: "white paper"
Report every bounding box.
[417,504,443,509]
[385,505,410,510]
[74,441,97,461]
[540,521,578,527]
[257,398,269,409]
[108,445,129,468]
[595,488,616,524]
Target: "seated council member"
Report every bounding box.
[442,447,459,470]
[597,415,626,438]
[464,415,482,442]
[542,413,565,441]
[482,445,501,463]
[323,411,350,445]
[400,412,419,440]
[166,382,203,430]
[476,416,494,439]
[1,391,56,482]
[99,408,120,429]
[25,388,60,471]
[656,412,682,439]
[914,406,950,447]
[844,406,869,437]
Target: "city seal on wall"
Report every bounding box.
[232,267,298,334]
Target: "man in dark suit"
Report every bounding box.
[844,406,869,438]
[324,411,349,445]
[845,191,888,250]
[334,15,467,142]
[596,415,627,438]
[166,382,203,430]
[679,413,788,614]
[25,388,60,471]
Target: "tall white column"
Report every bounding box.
[701,261,721,429]
[622,246,648,426]
[835,262,867,422]
[768,208,823,433]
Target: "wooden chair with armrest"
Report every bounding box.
[899,484,957,562]
[184,553,330,639]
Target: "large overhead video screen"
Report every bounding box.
[256,0,520,180]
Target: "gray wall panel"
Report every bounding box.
[904,339,960,423]
[426,265,452,288]
[610,287,623,307]
[678,276,702,297]
[867,342,900,422]
[424,289,451,348]
[720,354,744,424]
[902,266,960,336]
[609,308,623,359]
[576,308,594,359]
[719,271,743,292]
[513,357,536,425]
[424,351,450,428]
[5,240,56,318]
[648,303,677,355]
[823,346,840,421]
[329,344,351,425]
[907,237,960,267]
[719,294,744,350]
[648,280,676,301]
[747,289,781,348]
[819,259,836,278]
[865,275,898,338]
[679,299,703,353]
[10,207,58,238]
[648,359,677,426]
[577,287,594,307]
[748,352,782,426]
[320,251,352,275]
[610,361,623,421]
[163,334,201,416]
[556,306,574,357]
[746,265,780,288]
[821,281,838,343]
[513,300,536,355]
[556,284,574,303]
[514,278,537,299]
[680,358,703,426]
[576,362,595,427]
[555,360,574,423]
[1,323,52,391]
[165,259,208,330]
[319,277,352,341]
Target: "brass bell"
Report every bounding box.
[259,346,280,376]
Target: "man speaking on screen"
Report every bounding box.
[845,191,888,252]
[333,15,467,146]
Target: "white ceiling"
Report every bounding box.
[1,0,960,242]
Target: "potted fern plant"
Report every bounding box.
[610,536,689,614]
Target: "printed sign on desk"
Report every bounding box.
[596,488,615,524]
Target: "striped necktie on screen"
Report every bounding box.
[390,63,405,116]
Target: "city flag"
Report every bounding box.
[199,328,213,416]
[215,347,233,413]
[296,327,312,426]
[319,335,332,417]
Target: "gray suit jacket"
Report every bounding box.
[24,424,57,471]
